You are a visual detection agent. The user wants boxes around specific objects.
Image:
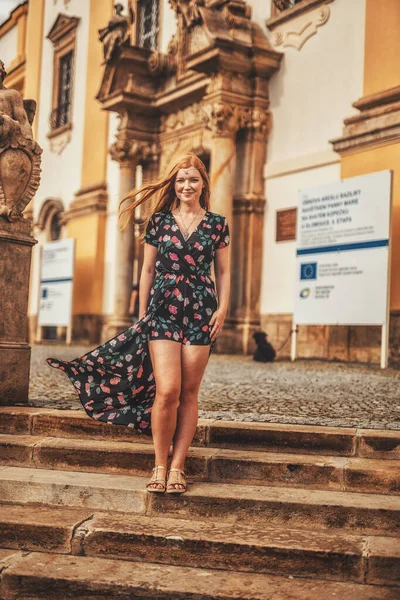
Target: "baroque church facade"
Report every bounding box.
[1,0,400,366]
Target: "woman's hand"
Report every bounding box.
[209,309,226,342]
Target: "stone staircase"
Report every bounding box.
[0,406,399,599]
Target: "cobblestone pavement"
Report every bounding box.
[25,344,400,430]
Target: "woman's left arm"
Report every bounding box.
[210,246,230,341]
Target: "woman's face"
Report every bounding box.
[174,168,205,206]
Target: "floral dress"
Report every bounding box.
[46,209,230,437]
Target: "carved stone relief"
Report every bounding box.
[48,128,72,155]
[269,4,331,51]
[110,137,160,165]
[0,60,42,221]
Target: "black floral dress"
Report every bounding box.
[46,209,230,437]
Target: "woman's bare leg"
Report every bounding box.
[147,339,182,489]
[168,345,210,489]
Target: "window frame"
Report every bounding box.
[46,14,80,139]
[135,0,160,50]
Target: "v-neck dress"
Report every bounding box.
[45,209,230,436]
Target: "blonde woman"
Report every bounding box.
[46,153,231,494]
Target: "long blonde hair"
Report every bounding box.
[119,153,211,241]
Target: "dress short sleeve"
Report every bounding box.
[215,216,230,250]
[144,214,159,247]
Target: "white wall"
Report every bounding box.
[261,0,366,315]
[0,24,18,70]
[33,0,90,220]
[160,0,176,53]
[267,0,366,162]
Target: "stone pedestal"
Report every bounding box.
[0,217,37,404]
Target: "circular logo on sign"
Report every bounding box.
[300,288,311,299]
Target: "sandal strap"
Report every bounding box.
[148,465,167,484]
[167,468,186,485]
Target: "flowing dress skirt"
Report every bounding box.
[46,270,216,437]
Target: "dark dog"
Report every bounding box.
[253,331,276,362]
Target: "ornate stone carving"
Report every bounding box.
[53,0,71,7]
[270,4,331,51]
[98,3,133,62]
[161,102,209,133]
[0,60,42,221]
[110,138,160,164]
[245,107,272,140]
[168,0,203,28]
[205,102,243,137]
[167,34,179,56]
[148,51,176,76]
[48,127,72,154]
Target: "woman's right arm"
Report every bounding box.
[138,244,157,319]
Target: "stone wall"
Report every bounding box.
[261,312,400,367]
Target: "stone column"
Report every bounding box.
[101,139,138,342]
[232,107,271,354]
[208,102,238,227]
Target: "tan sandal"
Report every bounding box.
[166,468,187,494]
[146,465,167,493]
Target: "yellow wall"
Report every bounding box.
[364,0,400,96]
[80,0,113,189]
[67,214,107,314]
[341,144,400,310]
[24,0,45,136]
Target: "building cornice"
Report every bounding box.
[0,1,28,37]
[330,88,400,155]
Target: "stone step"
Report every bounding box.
[0,466,399,535]
[0,504,398,585]
[1,550,399,599]
[1,433,399,494]
[1,406,400,459]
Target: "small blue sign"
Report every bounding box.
[42,288,48,299]
[300,262,317,280]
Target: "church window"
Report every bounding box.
[137,0,159,50]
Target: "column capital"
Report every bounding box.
[206,102,241,138]
[242,107,272,141]
[109,138,160,166]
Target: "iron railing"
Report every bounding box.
[49,102,71,130]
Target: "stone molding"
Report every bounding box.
[46,123,72,154]
[61,182,108,223]
[36,198,64,231]
[234,196,266,214]
[330,86,400,154]
[47,13,80,49]
[267,0,333,51]
[264,148,339,180]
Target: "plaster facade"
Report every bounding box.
[1,0,399,365]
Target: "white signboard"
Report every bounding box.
[294,171,392,326]
[38,239,75,327]
[292,171,392,368]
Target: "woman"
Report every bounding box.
[46,153,231,495]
